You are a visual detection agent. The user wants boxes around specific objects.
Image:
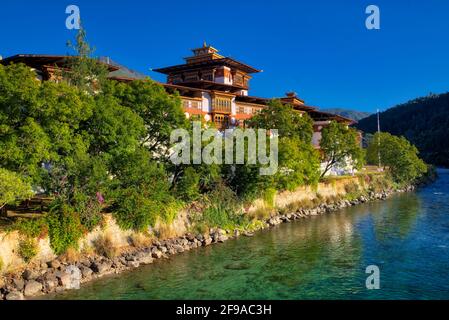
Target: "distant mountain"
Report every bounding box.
[355,92,449,167]
[321,108,371,121]
[99,56,148,80]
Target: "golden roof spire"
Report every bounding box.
[203,41,207,48]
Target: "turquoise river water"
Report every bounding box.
[49,169,449,300]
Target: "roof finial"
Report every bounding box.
[203,40,207,48]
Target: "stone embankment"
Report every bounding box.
[0,186,413,300]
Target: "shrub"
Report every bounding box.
[156,222,179,240]
[262,188,276,208]
[344,181,360,194]
[18,238,38,263]
[284,198,315,213]
[12,218,48,238]
[191,221,209,236]
[128,233,152,248]
[202,185,247,230]
[62,247,81,263]
[0,256,4,273]
[248,207,273,220]
[46,201,84,255]
[112,148,179,231]
[93,234,118,259]
[175,167,200,202]
[114,188,158,232]
[72,191,103,232]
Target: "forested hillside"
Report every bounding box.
[356,92,449,167]
[321,108,371,121]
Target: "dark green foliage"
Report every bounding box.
[356,92,449,167]
[0,168,33,209]
[103,79,187,158]
[247,99,314,141]
[18,238,38,263]
[276,137,320,190]
[114,188,157,232]
[366,132,427,184]
[46,200,84,255]
[174,167,201,202]
[12,218,47,238]
[321,108,371,121]
[239,100,321,196]
[112,148,179,231]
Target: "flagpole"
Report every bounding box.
[377,109,382,171]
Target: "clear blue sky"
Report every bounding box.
[1,0,449,112]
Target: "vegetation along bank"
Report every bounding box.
[0,30,432,299]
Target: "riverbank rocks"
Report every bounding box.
[5,291,24,300]
[91,260,112,274]
[24,280,43,296]
[203,237,212,246]
[268,217,282,226]
[12,278,25,291]
[80,266,93,279]
[22,269,38,281]
[0,183,418,300]
[60,266,81,290]
[47,260,61,270]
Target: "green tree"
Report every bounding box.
[104,79,187,158]
[247,99,314,142]
[366,132,427,184]
[241,99,320,195]
[0,168,33,210]
[111,148,179,231]
[276,137,320,190]
[0,64,52,182]
[64,26,109,94]
[320,121,364,178]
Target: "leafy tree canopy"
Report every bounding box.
[366,132,427,184]
[320,121,364,177]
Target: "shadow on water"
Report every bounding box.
[46,170,449,300]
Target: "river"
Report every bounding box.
[49,169,449,300]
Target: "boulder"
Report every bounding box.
[138,255,154,265]
[91,261,112,274]
[44,277,58,292]
[151,250,163,259]
[217,235,228,243]
[185,233,196,242]
[203,238,212,246]
[61,265,81,290]
[127,260,140,268]
[159,246,168,254]
[47,260,61,270]
[12,278,25,291]
[195,234,204,242]
[80,266,93,279]
[173,244,185,253]
[22,269,38,281]
[5,291,24,300]
[24,280,43,296]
